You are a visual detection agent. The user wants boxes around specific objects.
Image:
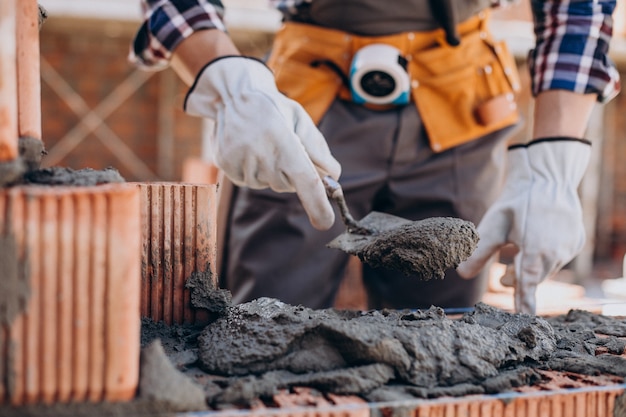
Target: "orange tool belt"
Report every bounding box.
[266,11,521,152]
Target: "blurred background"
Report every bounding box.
[36,0,626,296]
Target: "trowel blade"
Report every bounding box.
[327,211,410,255]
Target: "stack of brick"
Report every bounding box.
[0,0,142,405]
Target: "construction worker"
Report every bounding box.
[131,0,621,315]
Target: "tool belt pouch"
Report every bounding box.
[410,21,521,151]
[267,15,521,152]
[266,24,346,125]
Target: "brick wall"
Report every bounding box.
[39,18,202,181]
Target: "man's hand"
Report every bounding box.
[457,137,591,314]
[184,56,341,230]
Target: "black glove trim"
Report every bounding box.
[183,55,269,112]
[508,137,591,151]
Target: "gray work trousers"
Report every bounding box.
[221,99,515,310]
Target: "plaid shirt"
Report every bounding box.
[130,0,621,102]
[529,0,620,102]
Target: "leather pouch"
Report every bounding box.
[267,13,521,152]
[266,24,346,124]
[410,27,521,151]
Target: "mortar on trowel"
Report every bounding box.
[322,176,479,279]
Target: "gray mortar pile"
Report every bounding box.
[136,295,626,410]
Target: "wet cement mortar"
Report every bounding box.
[4,278,626,417]
[153,298,626,410]
[21,294,615,417]
[1,142,626,414]
[357,217,479,278]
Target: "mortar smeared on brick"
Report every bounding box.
[0,137,45,186]
[0,233,30,327]
[23,166,125,186]
[0,135,124,187]
[0,207,30,399]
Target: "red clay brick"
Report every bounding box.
[396,391,626,417]
[137,182,218,325]
[181,158,219,185]
[16,0,41,140]
[0,0,18,161]
[0,184,141,405]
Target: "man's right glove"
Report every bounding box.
[184,56,342,230]
[457,137,592,314]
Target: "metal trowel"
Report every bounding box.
[322,176,479,280]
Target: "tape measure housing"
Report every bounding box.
[350,44,411,106]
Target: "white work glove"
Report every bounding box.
[184,56,341,230]
[457,137,592,314]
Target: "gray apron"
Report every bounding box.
[220,0,517,310]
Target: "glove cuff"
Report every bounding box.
[520,136,592,186]
[508,136,591,151]
[183,55,272,116]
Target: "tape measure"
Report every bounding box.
[349,44,411,106]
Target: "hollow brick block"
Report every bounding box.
[136,182,218,325]
[0,183,141,405]
[181,157,219,185]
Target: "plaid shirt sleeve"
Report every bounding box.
[129,0,227,71]
[529,0,621,103]
[269,0,311,14]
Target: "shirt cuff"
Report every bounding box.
[129,0,227,70]
[528,0,621,103]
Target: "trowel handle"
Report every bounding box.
[321,175,370,234]
[322,175,343,201]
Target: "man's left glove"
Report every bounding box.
[184,56,342,230]
[456,137,591,314]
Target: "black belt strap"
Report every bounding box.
[428,0,461,46]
